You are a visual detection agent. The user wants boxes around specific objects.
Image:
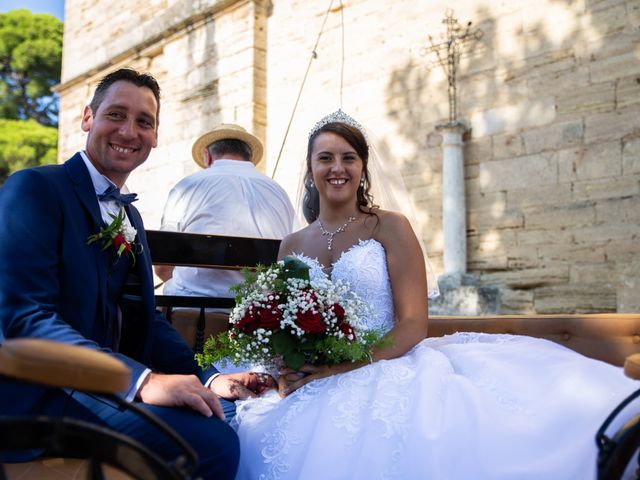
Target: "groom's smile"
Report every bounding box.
[81,80,158,187]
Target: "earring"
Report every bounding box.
[309,179,315,188]
[359,178,365,187]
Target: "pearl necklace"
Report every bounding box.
[318,216,357,251]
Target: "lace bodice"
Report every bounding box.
[295,239,395,333]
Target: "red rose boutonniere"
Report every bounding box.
[87,208,138,264]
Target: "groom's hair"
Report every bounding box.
[89,68,161,123]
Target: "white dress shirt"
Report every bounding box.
[160,159,295,298]
[80,151,151,399]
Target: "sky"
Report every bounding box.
[0,0,64,19]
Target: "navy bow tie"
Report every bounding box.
[97,185,138,205]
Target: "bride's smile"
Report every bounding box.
[310,131,363,205]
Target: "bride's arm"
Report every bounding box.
[372,211,429,356]
[279,212,429,396]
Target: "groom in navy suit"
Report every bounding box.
[0,68,272,479]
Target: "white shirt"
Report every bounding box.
[160,159,295,297]
[80,151,151,399]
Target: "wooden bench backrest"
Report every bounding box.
[143,230,281,351]
[429,314,640,367]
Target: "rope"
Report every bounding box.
[339,0,345,109]
[270,0,338,179]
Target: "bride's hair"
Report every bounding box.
[302,122,378,223]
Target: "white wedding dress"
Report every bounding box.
[232,239,638,480]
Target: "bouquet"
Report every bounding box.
[196,256,385,371]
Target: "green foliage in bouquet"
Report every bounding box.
[196,256,386,371]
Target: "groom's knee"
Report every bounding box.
[192,418,240,480]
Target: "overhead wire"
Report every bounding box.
[270,0,345,179]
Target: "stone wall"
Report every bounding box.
[58,0,640,313]
[58,0,268,228]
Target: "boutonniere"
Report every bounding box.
[87,208,138,264]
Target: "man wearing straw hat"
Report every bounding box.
[156,124,294,299]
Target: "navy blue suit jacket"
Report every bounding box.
[0,153,213,415]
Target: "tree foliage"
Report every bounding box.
[0,119,57,183]
[0,9,63,127]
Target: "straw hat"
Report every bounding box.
[191,124,264,168]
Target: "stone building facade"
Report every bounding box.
[57,0,640,314]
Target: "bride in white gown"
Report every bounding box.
[231,111,638,479]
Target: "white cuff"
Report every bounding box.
[129,368,152,402]
[204,372,222,388]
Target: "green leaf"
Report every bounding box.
[272,330,295,355]
[0,118,57,183]
[284,350,305,371]
[281,256,310,282]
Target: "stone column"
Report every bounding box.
[437,121,469,277]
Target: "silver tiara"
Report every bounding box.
[308,109,368,139]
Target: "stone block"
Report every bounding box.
[468,229,517,256]
[557,148,582,183]
[587,3,629,32]
[590,51,640,85]
[516,228,574,247]
[522,120,584,155]
[575,140,622,180]
[537,243,606,263]
[467,191,507,212]
[465,164,480,181]
[481,265,570,289]
[573,222,639,244]
[467,208,524,233]
[507,184,572,209]
[464,137,492,165]
[604,239,640,262]
[572,176,640,202]
[469,96,556,137]
[533,285,617,314]
[586,0,627,13]
[617,75,640,109]
[585,108,640,145]
[623,136,640,174]
[492,133,524,160]
[556,82,616,117]
[499,288,535,314]
[479,153,557,192]
[426,132,442,148]
[629,0,640,29]
[507,245,540,269]
[524,203,596,229]
[429,284,501,316]
[570,263,617,285]
[595,196,640,223]
[527,65,590,96]
[617,254,640,312]
[468,249,508,271]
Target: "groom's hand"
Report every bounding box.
[278,363,359,397]
[210,372,276,400]
[138,372,225,420]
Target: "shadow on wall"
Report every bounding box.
[385,1,640,314]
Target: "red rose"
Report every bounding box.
[339,322,356,343]
[113,233,131,252]
[331,303,345,322]
[295,309,326,333]
[258,298,282,330]
[235,309,261,333]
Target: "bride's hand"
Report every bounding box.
[277,364,339,397]
[211,371,276,400]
